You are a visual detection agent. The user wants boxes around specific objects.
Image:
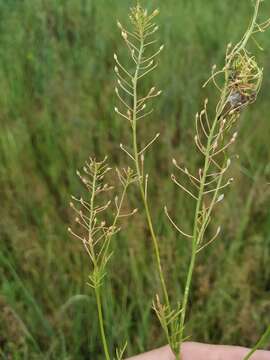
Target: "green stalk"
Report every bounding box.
[89,167,111,360]
[89,168,98,266]
[177,111,221,358]
[239,0,261,51]
[93,181,129,360]
[91,167,130,360]
[95,287,111,360]
[132,32,170,310]
[177,2,262,356]
[243,325,270,360]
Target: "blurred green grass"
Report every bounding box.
[0,0,270,358]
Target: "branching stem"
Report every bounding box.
[177,1,263,357]
[132,33,170,310]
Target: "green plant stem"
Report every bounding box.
[240,0,261,51]
[132,34,170,310]
[228,0,261,67]
[89,169,98,266]
[177,61,232,355]
[93,184,128,360]
[89,167,111,360]
[177,114,220,358]
[177,3,262,356]
[93,171,130,360]
[92,174,130,360]
[95,287,111,360]
[243,325,270,360]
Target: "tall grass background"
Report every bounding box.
[0,0,270,358]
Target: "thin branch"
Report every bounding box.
[115,71,133,89]
[141,45,164,64]
[120,143,136,161]
[136,108,154,120]
[115,87,133,111]
[138,133,160,155]
[203,178,233,195]
[171,174,198,200]
[114,54,133,79]
[117,80,134,97]
[165,207,193,239]
[194,135,206,155]
[114,107,132,122]
[138,63,158,79]
[196,227,221,253]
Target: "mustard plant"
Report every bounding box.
[164,1,270,356]
[114,0,270,358]
[69,0,270,359]
[114,3,168,305]
[68,157,137,360]
[165,0,269,355]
